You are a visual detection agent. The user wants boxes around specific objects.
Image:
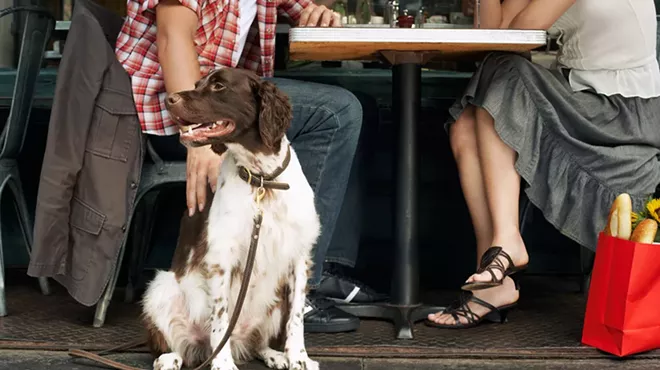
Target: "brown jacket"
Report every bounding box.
[27,0,144,306]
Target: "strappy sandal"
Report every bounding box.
[424,292,518,329]
[461,246,528,291]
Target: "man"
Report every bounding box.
[116,0,384,332]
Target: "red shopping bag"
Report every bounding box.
[581,233,660,356]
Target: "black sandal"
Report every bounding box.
[461,246,527,291]
[424,292,517,329]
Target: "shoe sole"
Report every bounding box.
[326,297,389,305]
[304,319,360,333]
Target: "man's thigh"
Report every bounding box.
[267,78,362,141]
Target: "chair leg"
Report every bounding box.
[94,189,149,327]
[0,206,7,317]
[519,193,533,236]
[7,177,50,296]
[125,190,160,303]
[580,247,595,295]
[94,231,130,328]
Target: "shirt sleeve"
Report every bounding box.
[277,0,312,25]
[139,0,203,17]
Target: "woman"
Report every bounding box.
[427,0,660,328]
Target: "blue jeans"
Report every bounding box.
[149,78,364,288]
[271,78,363,288]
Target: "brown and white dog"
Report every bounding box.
[142,68,320,370]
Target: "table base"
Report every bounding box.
[337,303,446,339]
[337,62,444,340]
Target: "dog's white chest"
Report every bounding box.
[203,147,319,340]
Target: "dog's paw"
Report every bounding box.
[153,353,183,370]
[263,351,288,369]
[210,357,239,370]
[287,352,319,370]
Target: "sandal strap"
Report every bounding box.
[443,293,502,325]
[477,246,515,283]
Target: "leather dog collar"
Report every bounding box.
[237,145,291,190]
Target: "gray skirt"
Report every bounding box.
[447,52,660,251]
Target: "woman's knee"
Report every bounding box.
[449,107,477,160]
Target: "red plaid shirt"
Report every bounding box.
[115,0,310,135]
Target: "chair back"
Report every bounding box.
[0,6,54,160]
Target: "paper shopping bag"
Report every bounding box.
[581,233,660,356]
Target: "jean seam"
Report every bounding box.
[324,257,356,268]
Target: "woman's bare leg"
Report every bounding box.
[446,106,493,261]
[467,106,529,284]
[428,106,495,324]
[429,107,525,326]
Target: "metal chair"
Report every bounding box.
[92,141,186,327]
[519,191,595,297]
[0,6,54,317]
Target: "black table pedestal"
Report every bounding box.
[337,63,444,340]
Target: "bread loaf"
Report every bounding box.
[631,218,658,243]
[604,193,633,240]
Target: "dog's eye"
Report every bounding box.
[212,82,226,92]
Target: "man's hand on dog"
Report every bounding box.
[298,4,342,27]
[186,146,223,216]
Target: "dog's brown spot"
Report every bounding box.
[230,264,242,286]
[269,275,292,350]
[217,307,225,318]
[143,314,169,358]
[170,195,213,280]
[208,264,224,276]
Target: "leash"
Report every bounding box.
[69,149,291,369]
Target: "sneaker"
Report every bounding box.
[303,292,360,333]
[317,271,389,304]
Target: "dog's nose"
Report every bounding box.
[167,94,182,106]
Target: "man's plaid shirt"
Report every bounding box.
[115,0,310,135]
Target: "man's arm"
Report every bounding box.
[156,0,200,93]
[279,0,340,27]
[155,0,222,215]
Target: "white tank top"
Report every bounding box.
[548,0,660,98]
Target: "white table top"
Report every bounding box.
[289,27,547,62]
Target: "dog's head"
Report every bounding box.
[165,68,292,155]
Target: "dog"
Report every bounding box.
[142,68,321,370]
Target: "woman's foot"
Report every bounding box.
[465,233,529,288]
[427,277,519,327]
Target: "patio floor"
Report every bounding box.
[1,269,658,369]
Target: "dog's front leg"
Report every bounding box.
[285,257,319,370]
[207,263,238,370]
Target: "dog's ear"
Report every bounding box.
[254,80,292,150]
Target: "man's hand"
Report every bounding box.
[298,4,341,27]
[186,145,224,216]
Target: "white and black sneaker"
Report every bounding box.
[316,265,388,304]
[303,292,360,333]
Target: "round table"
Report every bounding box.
[289,27,547,340]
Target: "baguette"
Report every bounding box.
[631,218,658,243]
[604,193,633,240]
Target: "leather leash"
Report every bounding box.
[69,148,291,369]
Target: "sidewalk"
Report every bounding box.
[0,350,654,370]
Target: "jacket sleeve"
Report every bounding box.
[28,12,110,275]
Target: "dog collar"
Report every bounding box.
[237,145,291,190]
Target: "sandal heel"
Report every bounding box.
[484,309,509,324]
[485,302,517,324]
